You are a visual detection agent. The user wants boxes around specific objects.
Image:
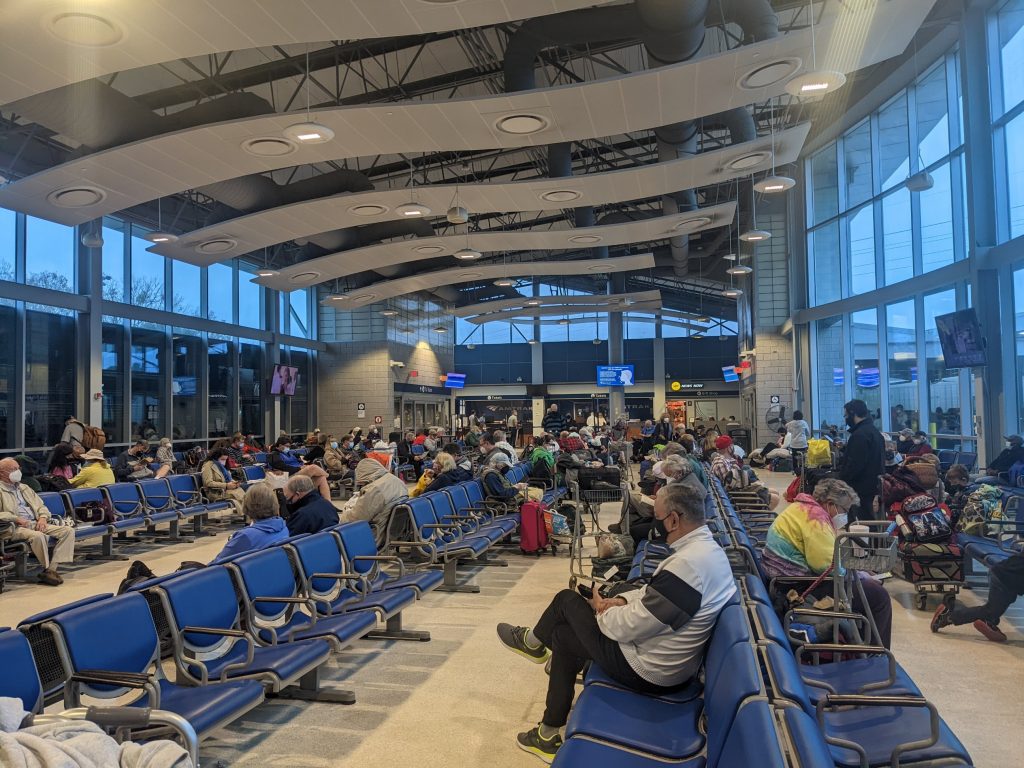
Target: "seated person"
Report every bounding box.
[493,430,518,460]
[210,483,287,564]
[226,432,254,466]
[268,438,303,474]
[47,442,77,480]
[906,430,934,457]
[201,448,246,514]
[983,434,1024,479]
[528,443,555,482]
[283,474,339,536]
[340,457,410,545]
[443,443,473,474]
[69,449,115,488]
[302,434,328,465]
[416,451,472,495]
[932,551,1024,643]
[496,484,736,762]
[557,431,585,453]
[112,439,155,482]
[480,452,525,503]
[0,457,75,586]
[761,478,892,648]
[154,437,175,477]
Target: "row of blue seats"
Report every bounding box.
[2,519,442,754]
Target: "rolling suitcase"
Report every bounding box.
[519,501,550,556]
[896,540,964,610]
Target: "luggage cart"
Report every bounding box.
[567,482,630,589]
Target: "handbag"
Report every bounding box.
[74,499,115,526]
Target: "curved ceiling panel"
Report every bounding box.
[317,253,658,309]
[253,203,734,288]
[152,124,810,262]
[0,0,610,106]
[468,299,663,324]
[0,0,936,226]
[451,290,662,318]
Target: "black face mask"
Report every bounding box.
[653,515,671,539]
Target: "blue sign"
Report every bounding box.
[722,366,739,383]
[597,365,635,387]
[445,372,466,389]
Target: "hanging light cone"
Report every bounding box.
[726,264,753,275]
[739,229,772,243]
[753,175,796,194]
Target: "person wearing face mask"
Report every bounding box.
[226,432,253,466]
[838,399,885,522]
[282,474,339,536]
[983,434,1024,479]
[201,448,246,514]
[268,437,303,474]
[761,478,893,648]
[495,484,735,763]
[906,430,934,457]
[653,413,673,443]
[0,457,75,586]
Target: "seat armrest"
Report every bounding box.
[352,555,406,576]
[71,669,152,687]
[181,625,246,638]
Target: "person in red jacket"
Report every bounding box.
[907,430,934,457]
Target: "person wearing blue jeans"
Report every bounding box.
[932,552,1024,642]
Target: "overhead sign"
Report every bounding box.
[444,372,466,389]
[722,366,739,383]
[770,395,781,405]
[671,381,681,391]
[395,382,444,395]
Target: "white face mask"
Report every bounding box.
[8,469,22,484]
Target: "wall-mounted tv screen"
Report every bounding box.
[270,364,299,396]
[445,372,466,389]
[935,309,987,369]
[722,365,739,383]
[597,365,635,387]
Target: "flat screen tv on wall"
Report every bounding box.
[934,309,987,369]
[270,364,299,395]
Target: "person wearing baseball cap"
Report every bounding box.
[985,435,1024,478]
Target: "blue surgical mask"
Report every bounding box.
[280,447,290,453]
[331,441,338,449]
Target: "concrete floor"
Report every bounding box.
[1,481,1022,767]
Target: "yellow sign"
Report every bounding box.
[671,381,681,391]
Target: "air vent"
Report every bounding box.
[349,204,389,216]
[738,59,802,90]
[241,137,297,157]
[289,271,320,283]
[194,238,237,255]
[47,186,106,208]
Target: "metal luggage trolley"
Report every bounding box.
[566,479,630,589]
[786,525,898,647]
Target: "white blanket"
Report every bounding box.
[0,698,192,768]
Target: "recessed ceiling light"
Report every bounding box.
[144,231,178,244]
[194,238,237,254]
[47,186,106,208]
[753,175,796,194]
[283,122,335,144]
[241,137,297,157]
[541,190,582,203]
[290,271,321,283]
[433,326,448,333]
[673,216,713,232]
[726,152,772,171]
[493,277,516,287]
[380,309,399,317]
[570,235,602,244]
[47,12,123,47]
[722,288,743,298]
[257,269,279,278]
[453,248,482,261]
[739,229,772,243]
[348,293,377,302]
[525,299,542,306]
[414,244,446,254]
[727,265,753,275]
[495,114,550,135]
[396,202,432,217]
[785,70,847,97]
[737,59,802,89]
[349,204,389,216]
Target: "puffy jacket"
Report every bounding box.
[210,517,288,564]
[423,467,472,494]
[340,459,409,545]
[286,491,340,536]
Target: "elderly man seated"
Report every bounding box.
[283,474,339,537]
[496,484,736,763]
[0,457,75,585]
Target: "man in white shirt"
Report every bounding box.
[496,484,736,763]
[507,412,519,447]
[0,457,75,586]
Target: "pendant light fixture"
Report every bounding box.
[284,47,335,144]
[446,176,469,224]
[453,216,481,261]
[785,2,846,97]
[493,254,514,287]
[143,198,178,243]
[753,97,796,194]
[739,177,772,243]
[396,157,431,217]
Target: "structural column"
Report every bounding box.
[652,328,666,420]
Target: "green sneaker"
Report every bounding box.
[516,725,563,764]
[497,623,550,664]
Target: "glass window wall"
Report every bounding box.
[131,233,166,310]
[25,308,77,446]
[814,316,845,430]
[882,188,914,284]
[239,340,263,436]
[131,322,166,441]
[848,204,876,294]
[26,216,75,293]
[208,335,236,438]
[172,329,203,440]
[102,321,126,442]
[851,309,881,421]
[919,163,955,272]
[208,263,235,323]
[0,305,16,447]
[886,301,919,431]
[922,289,960,445]
[102,221,127,302]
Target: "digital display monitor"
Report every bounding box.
[935,309,987,369]
[270,364,299,396]
[445,372,466,389]
[722,365,739,383]
[597,365,635,387]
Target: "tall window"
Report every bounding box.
[239,340,263,436]
[131,233,166,310]
[996,1,1024,239]
[172,261,201,316]
[102,221,127,302]
[882,189,914,284]
[172,329,203,440]
[811,222,841,304]
[25,308,77,446]
[238,266,262,328]
[102,321,126,442]
[844,121,873,208]
[919,163,955,272]
[878,93,910,191]
[0,208,14,282]
[208,263,235,323]
[131,322,166,440]
[1015,267,1024,434]
[810,147,839,224]
[814,317,845,429]
[886,301,918,431]
[26,216,75,293]
[850,309,881,419]
[0,305,16,448]
[848,205,876,294]
[208,335,236,438]
[922,289,959,440]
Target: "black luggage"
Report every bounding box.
[896,540,964,610]
[579,465,621,490]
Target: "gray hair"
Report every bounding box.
[812,479,860,511]
[658,483,705,525]
[661,454,693,480]
[661,441,685,457]
[242,483,279,521]
[284,474,315,497]
[493,430,506,441]
[432,452,456,473]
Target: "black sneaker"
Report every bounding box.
[516,725,563,764]
[972,620,1008,643]
[496,623,550,664]
[930,595,954,633]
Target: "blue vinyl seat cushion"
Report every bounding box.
[186,636,331,684]
[551,738,705,768]
[584,663,701,704]
[800,656,921,704]
[824,703,972,767]
[150,678,264,736]
[371,569,444,595]
[0,629,43,712]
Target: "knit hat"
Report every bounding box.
[355,458,387,487]
[714,435,733,450]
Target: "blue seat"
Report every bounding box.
[155,566,332,693]
[99,484,152,531]
[241,465,266,483]
[0,628,44,712]
[165,474,231,516]
[750,601,790,648]
[333,520,442,598]
[391,497,493,590]
[584,662,701,704]
[48,592,265,739]
[462,479,520,528]
[229,546,377,651]
[445,483,517,536]
[38,492,109,546]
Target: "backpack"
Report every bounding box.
[81,425,107,451]
[519,500,550,556]
[805,438,831,468]
[37,474,72,493]
[892,493,952,543]
[184,446,206,468]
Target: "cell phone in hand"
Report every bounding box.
[576,584,594,600]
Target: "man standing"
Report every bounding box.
[0,457,74,586]
[495,484,735,763]
[542,404,564,436]
[507,411,519,448]
[839,399,885,521]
